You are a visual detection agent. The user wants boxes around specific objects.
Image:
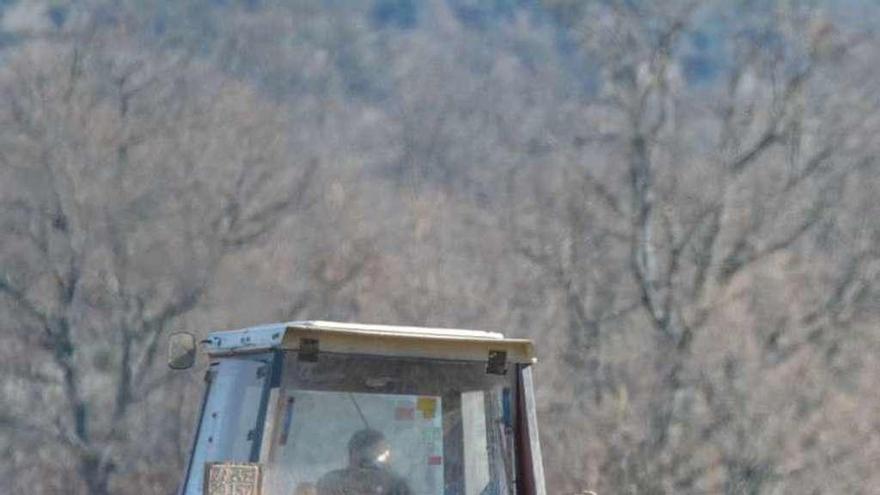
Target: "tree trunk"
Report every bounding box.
[80,454,111,495]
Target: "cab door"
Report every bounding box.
[180,353,276,495]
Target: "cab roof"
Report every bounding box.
[203,320,536,364]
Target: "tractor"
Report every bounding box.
[168,320,546,495]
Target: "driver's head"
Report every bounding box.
[348,429,390,469]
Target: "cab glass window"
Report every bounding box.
[265,352,516,495]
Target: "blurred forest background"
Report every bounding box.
[0,0,879,493]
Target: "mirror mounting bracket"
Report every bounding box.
[487,349,508,375]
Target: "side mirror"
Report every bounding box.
[168,332,196,370]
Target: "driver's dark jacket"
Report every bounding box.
[316,466,411,495]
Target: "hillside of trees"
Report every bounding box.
[1,0,879,493]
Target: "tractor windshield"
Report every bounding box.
[264,352,517,495]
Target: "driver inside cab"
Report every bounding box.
[316,429,412,495]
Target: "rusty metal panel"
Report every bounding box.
[204,462,262,495]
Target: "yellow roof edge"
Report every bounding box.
[287,320,508,340]
[281,324,537,364]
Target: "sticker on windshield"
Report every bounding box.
[417,397,437,419]
[395,406,415,420]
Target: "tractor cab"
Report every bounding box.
[170,321,546,495]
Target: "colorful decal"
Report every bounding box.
[422,429,435,443]
[395,406,415,420]
[416,397,438,419]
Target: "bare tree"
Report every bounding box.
[2,2,879,494]
[0,34,314,494]
[517,1,880,491]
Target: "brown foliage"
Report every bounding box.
[1,1,879,494]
